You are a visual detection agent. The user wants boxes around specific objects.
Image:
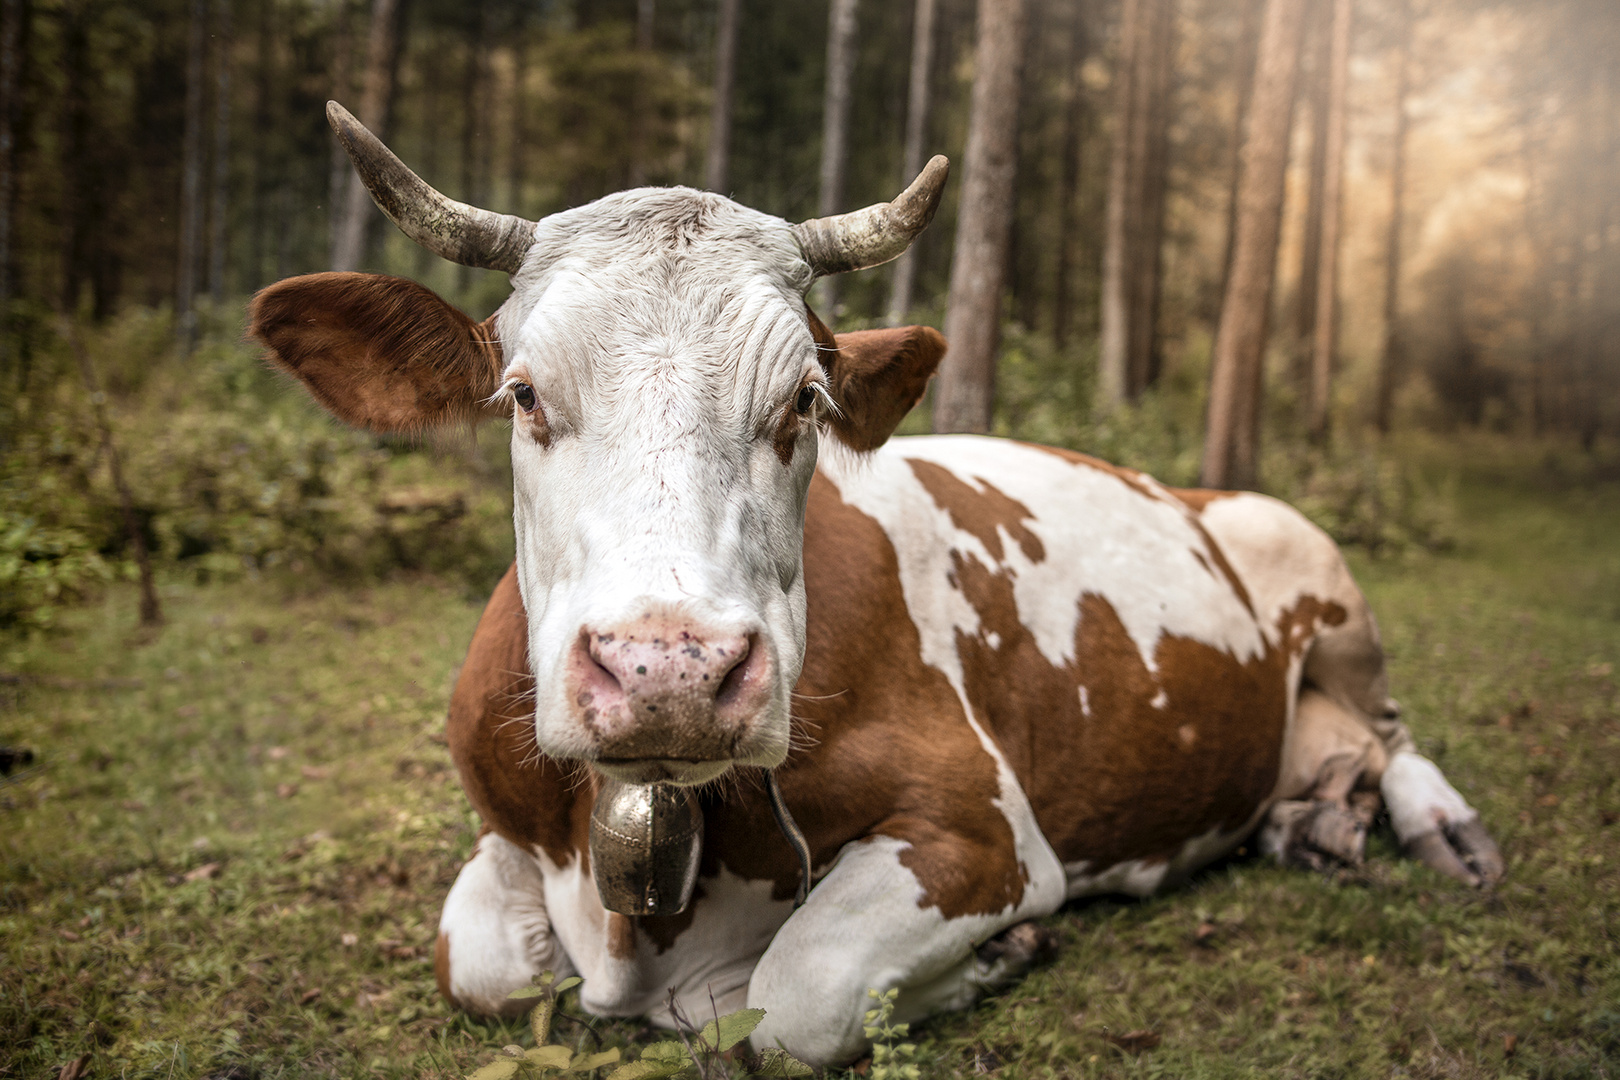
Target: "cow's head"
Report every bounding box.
[251,103,947,786]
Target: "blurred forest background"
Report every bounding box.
[2,0,1618,629]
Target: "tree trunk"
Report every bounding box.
[934,0,1028,434]
[1131,0,1174,394]
[1374,0,1411,434]
[248,0,273,291]
[326,0,354,267]
[1294,9,1330,355]
[1216,0,1263,310]
[331,0,402,273]
[1199,0,1308,489]
[455,1,489,293]
[705,0,740,192]
[887,0,938,325]
[814,0,860,316]
[1306,0,1351,442]
[1100,0,1174,407]
[0,0,22,324]
[207,0,232,304]
[176,0,207,351]
[1051,3,1089,348]
[510,28,527,212]
[628,0,654,187]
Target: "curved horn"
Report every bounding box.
[791,155,950,277]
[327,100,536,274]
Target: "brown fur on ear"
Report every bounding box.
[249,272,506,432]
[807,306,947,452]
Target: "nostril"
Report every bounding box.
[714,634,763,709]
[578,631,623,697]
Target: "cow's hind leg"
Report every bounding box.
[436,831,574,1016]
[1262,690,1384,870]
[1382,751,1505,886]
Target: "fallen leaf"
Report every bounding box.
[1538,794,1560,807]
[1194,921,1217,942]
[268,746,291,761]
[300,765,329,780]
[1504,1033,1519,1056]
[57,1054,91,1080]
[183,862,221,883]
[1104,1029,1161,1053]
[277,782,299,799]
[59,929,81,942]
[341,932,359,947]
[300,988,322,1005]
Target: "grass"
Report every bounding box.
[2,443,1617,1080]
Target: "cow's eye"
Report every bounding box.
[513,383,537,412]
[795,385,818,416]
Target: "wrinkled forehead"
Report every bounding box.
[497,189,819,391]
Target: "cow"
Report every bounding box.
[249,102,1504,1067]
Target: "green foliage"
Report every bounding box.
[0,312,516,628]
[462,973,617,1080]
[862,989,920,1080]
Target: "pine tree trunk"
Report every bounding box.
[934,0,1028,434]
[1051,4,1089,348]
[1101,0,1174,406]
[249,0,273,291]
[1294,10,1330,356]
[1098,0,1143,408]
[1216,0,1263,310]
[705,0,740,192]
[326,0,354,268]
[1199,0,1308,489]
[628,0,654,186]
[886,0,937,325]
[815,0,860,315]
[176,0,207,351]
[1306,0,1351,442]
[1130,0,1174,395]
[0,0,23,325]
[510,29,527,212]
[331,0,402,273]
[207,0,232,304]
[1374,0,1411,434]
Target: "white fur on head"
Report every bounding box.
[494,187,828,780]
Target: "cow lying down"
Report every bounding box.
[250,103,1504,1067]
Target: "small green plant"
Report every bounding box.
[862,988,919,1080]
[466,972,621,1080]
[465,975,812,1080]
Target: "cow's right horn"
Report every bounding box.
[792,155,950,278]
[327,100,536,274]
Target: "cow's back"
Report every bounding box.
[803,436,1344,895]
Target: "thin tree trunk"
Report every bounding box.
[331,0,402,273]
[1200,0,1308,489]
[934,0,1028,434]
[705,0,740,192]
[1216,0,1263,309]
[207,0,232,304]
[249,0,273,291]
[1051,4,1089,348]
[1306,0,1351,442]
[176,0,207,351]
[0,0,22,326]
[64,321,161,628]
[509,29,527,212]
[628,0,654,186]
[1374,0,1411,434]
[1098,0,1143,407]
[815,0,860,315]
[326,0,354,267]
[1294,9,1330,355]
[1131,0,1174,394]
[887,0,938,325]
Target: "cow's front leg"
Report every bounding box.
[746,833,1063,1066]
[436,831,574,1015]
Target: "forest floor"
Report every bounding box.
[2,439,1617,1080]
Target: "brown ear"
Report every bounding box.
[248,272,505,432]
[808,307,947,451]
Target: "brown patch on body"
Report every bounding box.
[907,459,1046,563]
[434,932,457,1007]
[249,272,506,432]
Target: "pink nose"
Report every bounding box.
[567,615,773,760]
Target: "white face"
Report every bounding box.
[490,190,829,785]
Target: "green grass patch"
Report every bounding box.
[3,449,1617,1079]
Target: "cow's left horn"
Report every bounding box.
[792,155,950,277]
[327,100,536,274]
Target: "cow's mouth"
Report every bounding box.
[593,757,733,786]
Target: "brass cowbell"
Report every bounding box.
[588,777,703,916]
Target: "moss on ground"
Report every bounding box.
[2,448,1617,1079]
